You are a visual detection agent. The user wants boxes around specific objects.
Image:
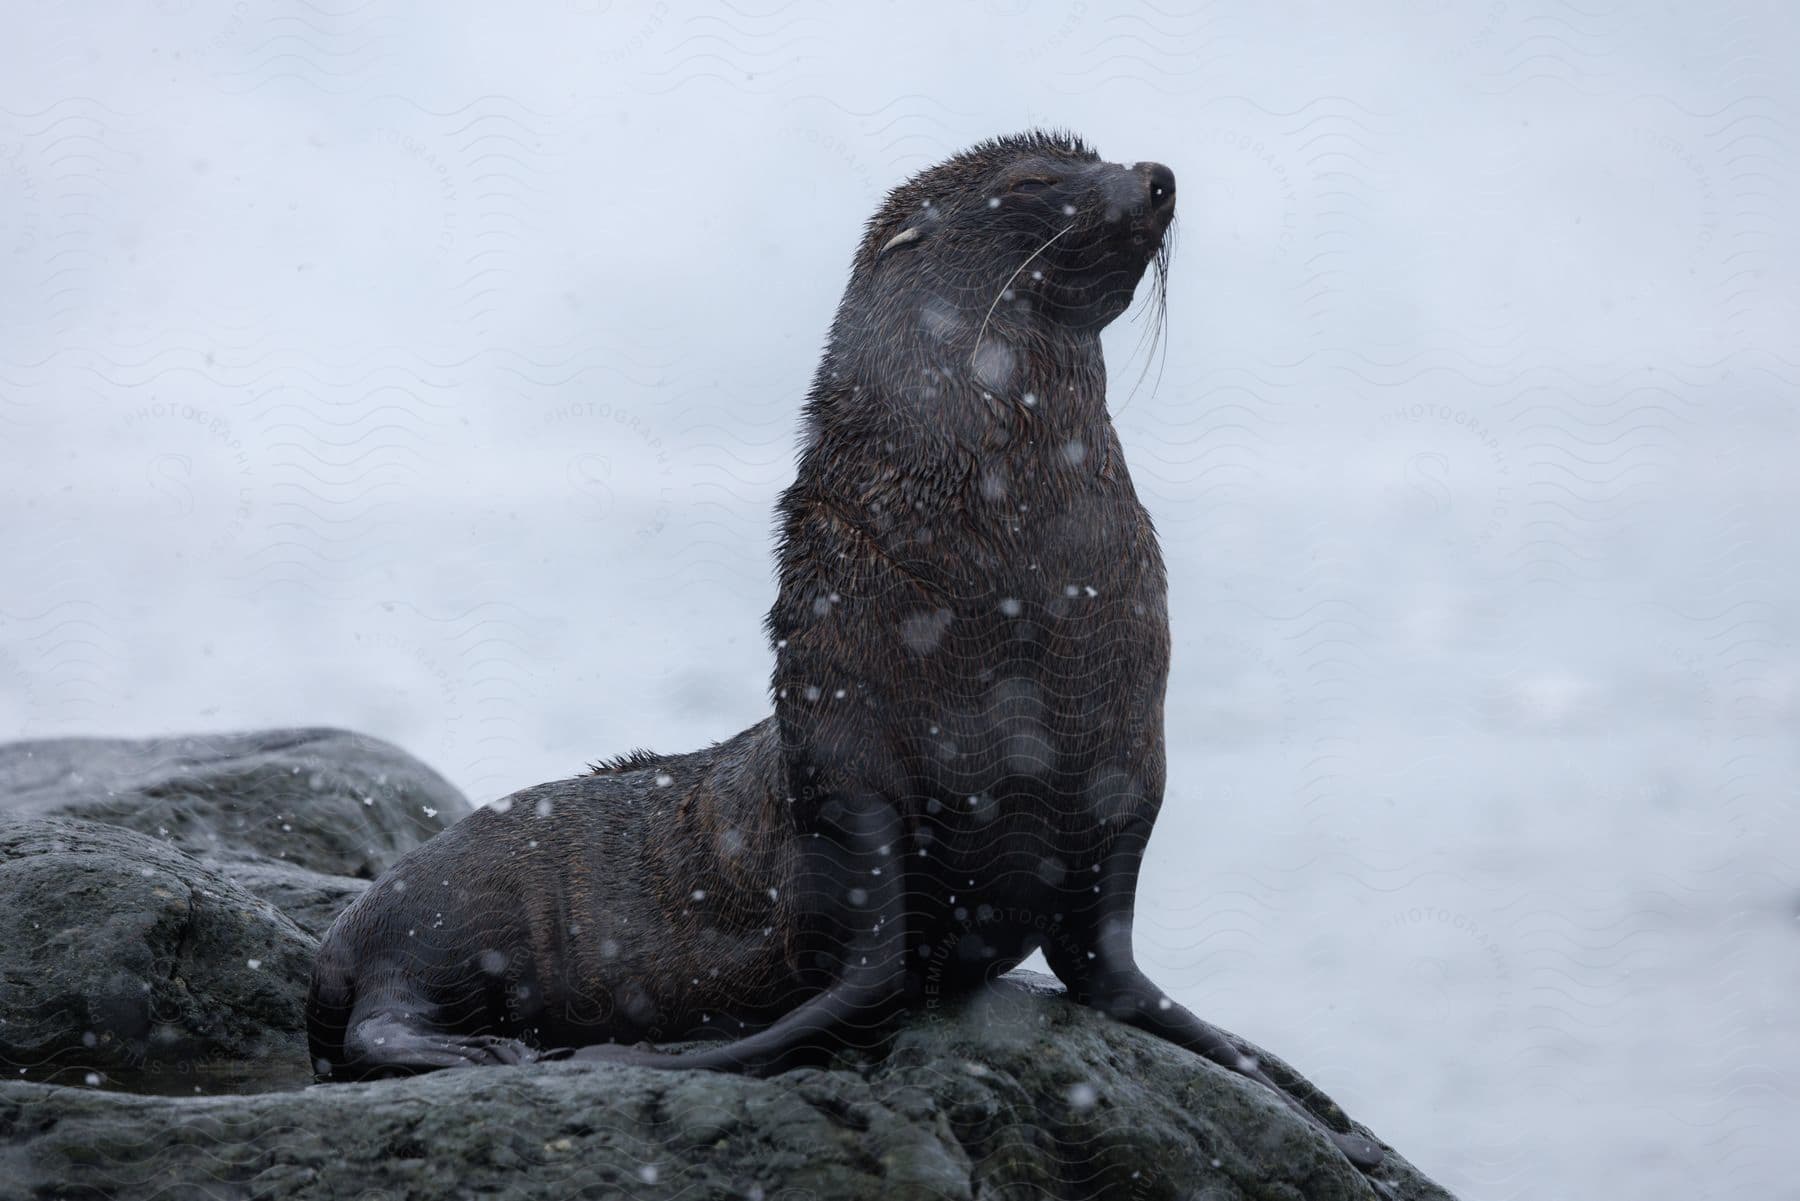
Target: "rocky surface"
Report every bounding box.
[0,727,470,880]
[0,728,467,1079]
[1,972,1451,1201]
[0,816,316,1078]
[0,729,1459,1200]
[212,857,368,942]
[0,727,461,941]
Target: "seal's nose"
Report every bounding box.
[1141,162,1176,212]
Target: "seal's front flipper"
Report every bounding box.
[1044,836,1385,1172]
[1046,917,1384,1170]
[328,1014,542,1079]
[1081,967,1384,1170]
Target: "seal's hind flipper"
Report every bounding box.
[330,1014,541,1079]
[566,967,902,1077]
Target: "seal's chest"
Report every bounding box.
[904,803,1106,972]
[904,752,1148,879]
[897,594,1164,787]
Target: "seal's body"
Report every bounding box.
[307,720,804,1063]
[307,131,1382,1170]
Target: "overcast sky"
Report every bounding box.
[2,4,1796,1197]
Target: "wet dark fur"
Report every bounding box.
[306,131,1383,1170]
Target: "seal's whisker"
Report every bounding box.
[970,221,1078,372]
[1116,224,1174,414]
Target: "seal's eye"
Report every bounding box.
[1008,177,1055,194]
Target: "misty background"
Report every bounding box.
[2,3,1795,1197]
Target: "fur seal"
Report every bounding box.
[306,130,1383,1170]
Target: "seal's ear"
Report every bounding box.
[876,226,923,259]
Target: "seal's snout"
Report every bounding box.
[1139,162,1175,213]
[1099,161,1177,227]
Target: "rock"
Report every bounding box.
[0,730,1455,1196]
[0,728,462,1084]
[0,815,316,1080]
[0,727,471,881]
[212,858,369,941]
[0,972,1457,1201]
[0,727,465,944]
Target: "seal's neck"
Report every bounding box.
[807,313,1113,460]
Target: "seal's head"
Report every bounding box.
[845,130,1175,340]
